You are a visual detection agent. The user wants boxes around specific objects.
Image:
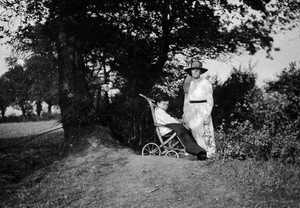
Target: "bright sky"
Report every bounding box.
[203,26,300,86]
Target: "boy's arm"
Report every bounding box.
[155,108,179,124]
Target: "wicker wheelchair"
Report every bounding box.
[139,94,188,159]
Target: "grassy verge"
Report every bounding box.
[210,159,300,207]
[0,129,64,205]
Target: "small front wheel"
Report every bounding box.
[142,143,161,156]
[165,150,179,159]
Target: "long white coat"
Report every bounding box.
[183,77,216,158]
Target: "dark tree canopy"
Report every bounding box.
[4,0,299,68]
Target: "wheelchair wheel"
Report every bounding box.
[142,143,161,156]
[165,150,179,159]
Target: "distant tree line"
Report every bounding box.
[0,55,59,122]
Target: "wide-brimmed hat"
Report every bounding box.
[184,61,208,75]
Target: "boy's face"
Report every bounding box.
[157,100,169,111]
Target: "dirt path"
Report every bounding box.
[3,145,249,208]
[95,148,240,208]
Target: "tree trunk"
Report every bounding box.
[20,102,26,122]
[94,87,101,113]
[47,102,52,114]
[1,107,6,122]
[57,23,94,146]
[102,91,111,126]
[36,100,42,119]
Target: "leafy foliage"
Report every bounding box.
[215,78,300,162]
[0,76,14,120]
[213,66,257,127]
[266,62,300,121]
[2,62,33,120]
[25,55,59,113]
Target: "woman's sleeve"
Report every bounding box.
[204,80,214,117]
[183,75,192,94]
[183,75,192,118]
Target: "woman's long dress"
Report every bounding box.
[183,77,216,158]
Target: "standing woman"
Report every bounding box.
[183,61,216,158]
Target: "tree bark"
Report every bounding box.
[36,100,42,119]
[44,100,53,114]
[47,103,52,114]
[1,107,6,122]
[57,22,94,145]
[20,102,26,122]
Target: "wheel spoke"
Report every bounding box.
[142,143,161,156]
[165,150,179,158]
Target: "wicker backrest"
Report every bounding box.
[139,94,164,144]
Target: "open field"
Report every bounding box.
[0,120,64,193]
[0,120,62,139]
[0,120,63,149]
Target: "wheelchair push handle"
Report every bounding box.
[139,93,155,103]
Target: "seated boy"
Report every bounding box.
[154,94,207,160]
[155,94,179,137]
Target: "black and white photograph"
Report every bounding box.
[0,0,299,207]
